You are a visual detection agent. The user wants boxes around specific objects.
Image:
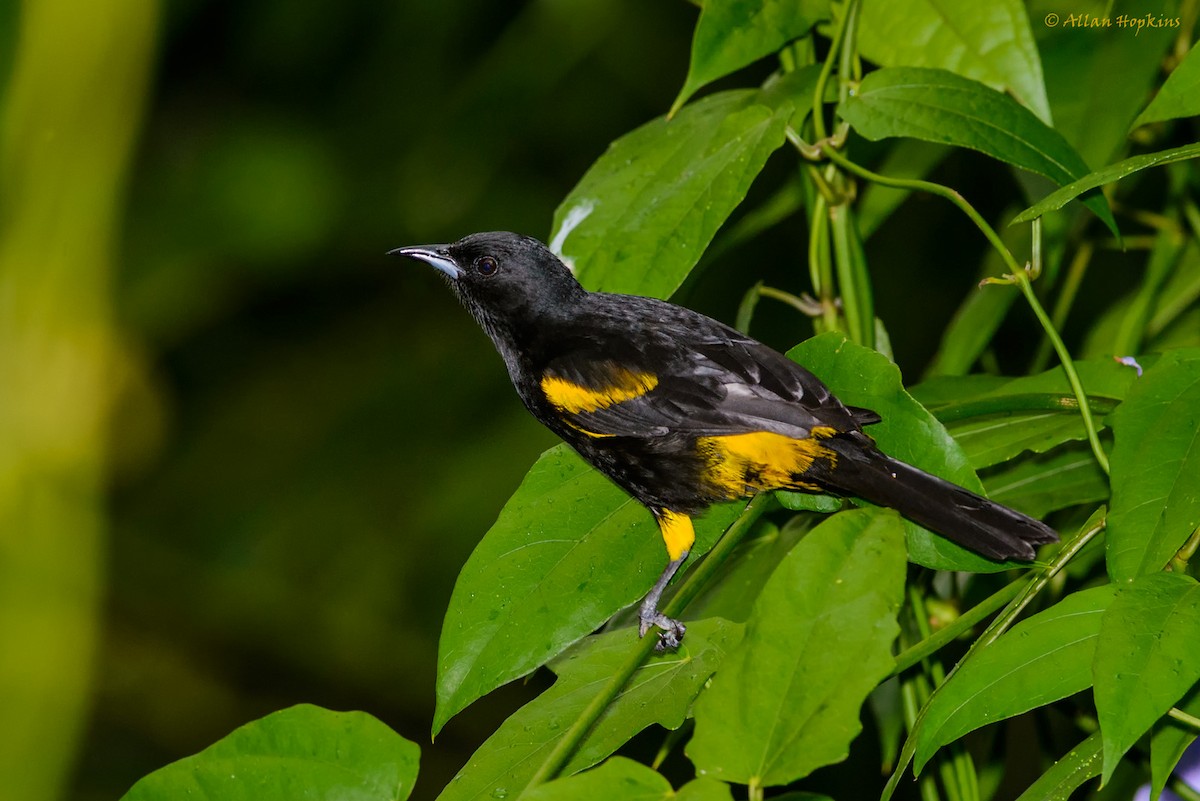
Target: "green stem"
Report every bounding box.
[810,0,853,141]
[523,495,774,789]
[815,145,1112,476]
[808,191,839,333]
[1170,525,1200,572]
[836,0,861,104]
[1011,272,1111,475]
[974,510,1106,651]
[1032,242,1093,373]
[1170,776,1200,801]
[929,393,1120,424]
[1168,706,1200,732]
[891,576,1027,677]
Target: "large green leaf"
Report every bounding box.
[121,705,419,801]
[1106,348,1200,582]
[1029,0,1175,168]
[671,0,828,115]
[981,444,1109,519]
[1012,142,1200,224]
[1012,730,1103,801]
[437,619,739,801]
[932,358,1134,468]
[1094,573,1200,783]
[788,332,1021,572]
[522,757,734,801]
[856,0,1051,122]
[434,445,744,735]
[1132,41,1200,129]
[687,508,905,786]
[550,88,791,299]
[913,585,1116,773]
[838,67,1118,235]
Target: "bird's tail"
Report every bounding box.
[820,436,1058,561]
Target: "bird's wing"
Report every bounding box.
[539,324,875,440]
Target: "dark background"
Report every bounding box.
[65,1,1044,798]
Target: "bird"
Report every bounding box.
[391,231,1058,650]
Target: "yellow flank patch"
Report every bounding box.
[540,368,658,415]
[698,430,838,499]
[656,509,695,561]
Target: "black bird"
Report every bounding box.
[392,232,1058,649]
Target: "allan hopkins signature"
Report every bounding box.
[1044,12,1183,34]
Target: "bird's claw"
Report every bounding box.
[638,609,686,651]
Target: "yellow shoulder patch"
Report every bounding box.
[697,430,838,500]
[541,366,659,415]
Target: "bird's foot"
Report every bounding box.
[638,606,686,651]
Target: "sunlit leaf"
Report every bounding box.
[437,620,740,801]
[121,705,419,801]
[1132,42,1200,129]
[1106,348,1200,581]
[551,89,791,299]
[1012,142,1200,224]
[913,585,1115,773]
[671,0,828,115]
[856,0,1051,122]
[839,67,1117,235]
[433,445,744,735]
[687,508,905,785]
[1094,573,1200,784]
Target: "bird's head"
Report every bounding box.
[390,231,586,345]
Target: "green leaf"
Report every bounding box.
[1094,573,1200,784]
[684,519,811,624]
[437,619,739,801]
[1012,730,1103,801]
[1012,142,1200,224]
[839,67,1118,236]
[1106,348,1200,582]
[521,757,734,801]
[934,358,1135,469]
[120,705,419,801]
[687,507,905,786]
[913,585,1116,773]
[856,0,1051,122]
[1030,0,1176,168]
[788,332,1020,572]
[671,0,828,115]
[1132,42,1200,129]
[1150,683,1200,801]
[981,443,1109,519]
[434,445,744,735]
[550,89,791,299]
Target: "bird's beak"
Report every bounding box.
[387,245,460,279]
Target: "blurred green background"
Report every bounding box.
[0,1,1083,800]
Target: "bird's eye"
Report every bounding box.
[475,256,498,277]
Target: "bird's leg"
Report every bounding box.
[639,509,696,651]
[638,552,690,651]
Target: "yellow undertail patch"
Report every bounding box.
[656,509,695,561]
[541,368,659,415]
[698,430,838,500]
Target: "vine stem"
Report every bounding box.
[523,495,775,791]
[1168,706,1200,732]
[813,144,1111,475]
